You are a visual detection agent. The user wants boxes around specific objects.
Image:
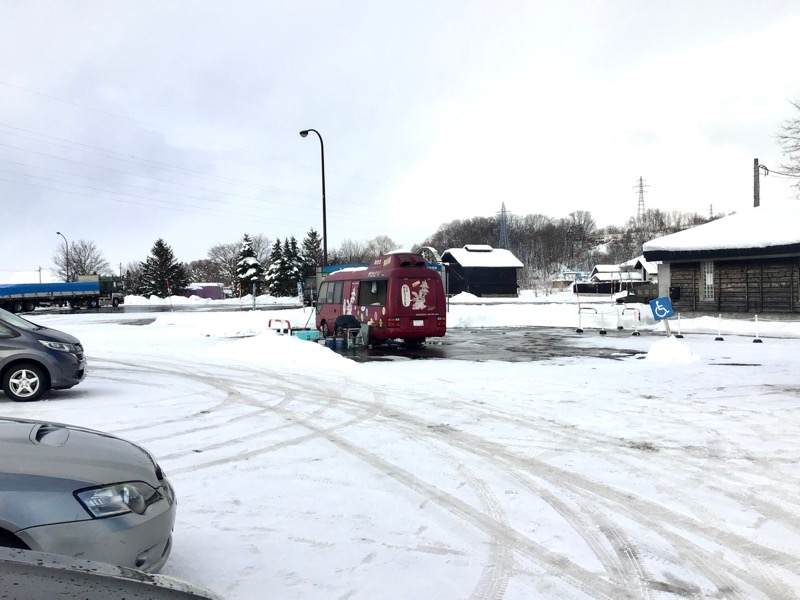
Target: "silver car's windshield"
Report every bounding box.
[0,308,42,331]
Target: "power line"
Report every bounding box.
[759,164,800,178]
[0,79,296,167]
[0,130,311,197]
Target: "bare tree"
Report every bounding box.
[188,259,225,283]
[778,98,800,192]
[122,261,143,295]
[331,239,369,264]
[365,235,400,259]
[207,242,239,288]
[207,235,270,287]
[52,240,111,282]
[250,234,272,266]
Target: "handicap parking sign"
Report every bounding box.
[649,297,675,321]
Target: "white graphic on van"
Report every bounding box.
[401,284,411,307]
[410,280,429,310]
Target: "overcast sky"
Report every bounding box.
[2,1,799,280]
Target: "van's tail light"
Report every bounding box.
[437,315,446,327]
[387,317,401,328]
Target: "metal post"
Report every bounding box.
[300,129,327,267]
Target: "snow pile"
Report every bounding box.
[644,336,699,364]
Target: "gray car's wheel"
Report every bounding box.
[2,363,47,402]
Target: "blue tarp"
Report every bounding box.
[0,281,99,296]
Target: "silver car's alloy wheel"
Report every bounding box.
[3,364,46,402]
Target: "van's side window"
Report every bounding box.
[359,279,387,306]
[332,281,344,304]
[318,282,329,304]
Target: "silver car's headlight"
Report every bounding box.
[76,482,160,518]
[39,340,76,353]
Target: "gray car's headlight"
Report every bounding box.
[76,482,160,517]
[39,340,76,353]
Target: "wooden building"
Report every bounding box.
[642,203,800,314]
[440,245,523,297]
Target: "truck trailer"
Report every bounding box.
[0,276,124,313]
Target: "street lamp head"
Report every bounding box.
[299,130,309,138]
[56,231,61,235]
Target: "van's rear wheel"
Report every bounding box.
[3,363,48,402]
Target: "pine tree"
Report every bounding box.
[265,238,284,297]
[139,239,190,298]
[235,234,265,295]
[282,237,303,296]
[300,228,323,277]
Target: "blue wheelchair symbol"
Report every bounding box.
[649,297,675,321]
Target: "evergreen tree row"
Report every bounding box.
[124,229,324,298]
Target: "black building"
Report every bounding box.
[441,245,523,297]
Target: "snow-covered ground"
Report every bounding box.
[7,292,800,599]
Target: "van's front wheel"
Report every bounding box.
[320,321,329,338]
[3,363,48,402]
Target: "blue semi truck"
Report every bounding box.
[0,275,125,313]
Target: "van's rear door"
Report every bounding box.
[395,276,445,334]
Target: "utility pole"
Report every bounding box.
[753,158,769,207]
[754,158,760,207]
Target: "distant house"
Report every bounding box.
[643,202,800,314]
[551,269,586,290]
[573,259,648,295]
[620,255,658,283]
[440,245,523,297]
[182,283,225,300]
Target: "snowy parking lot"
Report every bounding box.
[7,296,800,599]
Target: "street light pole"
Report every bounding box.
[56,231,70,282]
[299,128,327,267]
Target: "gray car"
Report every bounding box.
[0,307,87,401]
[0,417,176,573]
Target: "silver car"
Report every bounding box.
[0,417,176,573]
[0,548,220,599]
[0,308,87,402]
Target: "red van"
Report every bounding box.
[316,253,446,346]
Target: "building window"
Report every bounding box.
[701,262,714,301]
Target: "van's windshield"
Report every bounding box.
[0,308,42,331]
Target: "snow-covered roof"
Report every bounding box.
[442,246,523,268]
[620,255,658,274]
[591,272,643,282]
[187,282,224,289]
[643,201,800,261]
[591,264,621,274]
